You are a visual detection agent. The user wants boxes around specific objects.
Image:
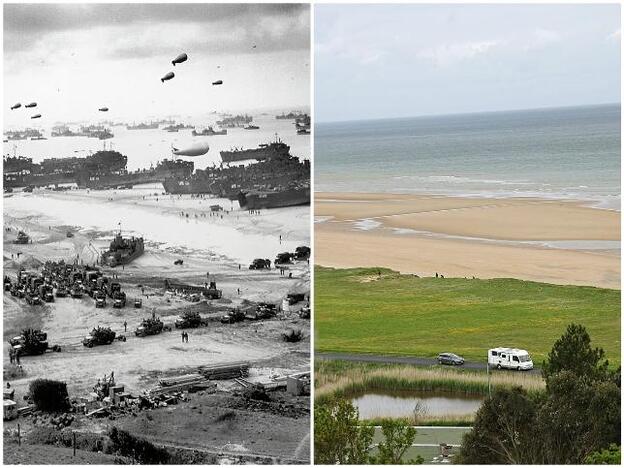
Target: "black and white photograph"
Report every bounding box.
[3,3,311,464]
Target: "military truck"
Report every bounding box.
[134,298,142,308]
[82,327,119,348]
[274,252,293,266]
[9,329,59,356]
[55,285,68,297]
[94,291,106,308]
[135,314,170,337]
[294,246,311,261]
[13,231,30,244]
[25,291,42,305]
[70,284,83,298]
[175,310,203,328]
[3,276,12,292]
[249,258,271,270]
[221,309,246,324]
[112,291,126,308]
[255,302,278,319]
[39,284,54,302]
[204,281,223,300]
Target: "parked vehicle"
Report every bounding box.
[488,348,534,371]
[249,258,271,270]
[437,352,464,366]
[221,309,245,324]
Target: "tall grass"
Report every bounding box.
[315,360,545,402]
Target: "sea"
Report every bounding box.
[3,113,310,172]
[315,104,620,210]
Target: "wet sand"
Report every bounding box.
[315,192,620,289]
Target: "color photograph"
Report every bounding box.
[313,3,620,464]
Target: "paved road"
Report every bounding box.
[316,352,541,374]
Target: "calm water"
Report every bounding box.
[316,104,620,210]
[351,390,483,419]
[3,114,310,172]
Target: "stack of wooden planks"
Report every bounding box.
[199,362,250,380]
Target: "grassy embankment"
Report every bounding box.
[315,266,620,366]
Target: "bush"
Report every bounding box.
[29,379,70,412]
[109,427,170,464]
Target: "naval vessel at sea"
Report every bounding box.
[220,137,291,163]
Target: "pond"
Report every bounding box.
[351,390,483,419]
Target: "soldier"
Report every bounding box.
[181,331,185,343]
[123,321,127,332]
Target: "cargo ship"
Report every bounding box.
[192,127,227,136]
[163,123,193,132]
[126,122,159,130]
[276,111,306,120]
[51,126,80,137]
[101,232,144,267]
[216,114,253,128]
[220,137,290,163]
[237,185,310,210]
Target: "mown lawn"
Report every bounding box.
[315,267,621,366]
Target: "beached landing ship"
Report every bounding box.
[101,232,144,267]
[237,185,310,210]
[220,137,290,163]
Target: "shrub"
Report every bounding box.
[109,427,170,464]
[29,379,70,412]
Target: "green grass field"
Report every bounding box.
[315,267,621,366]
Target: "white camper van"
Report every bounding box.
[488,348,534,371]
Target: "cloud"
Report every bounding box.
[3,3,309,57]
[417,40,501,66]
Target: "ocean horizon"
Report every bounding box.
[315,103,621,210]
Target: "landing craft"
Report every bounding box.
[172,53,188,66]
[171,141,210,157]
[161,72,175,83]
[31,114,42,119]
[10,103,21,110]
[25,102,37,108]
[99,107,109,112]
[212,80,223,86]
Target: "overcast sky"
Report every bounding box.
[4,3,310,127]
[316,4,620,123]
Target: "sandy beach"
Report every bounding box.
[315,192,620,289]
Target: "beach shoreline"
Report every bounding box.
[315,192,620,289]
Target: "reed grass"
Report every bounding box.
[315,360,545,402]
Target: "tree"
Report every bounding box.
[314,398,374,464]
[372,418,423,464]
[456,387,540,464]
[542,323,611,382]
[538,371,620,464]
